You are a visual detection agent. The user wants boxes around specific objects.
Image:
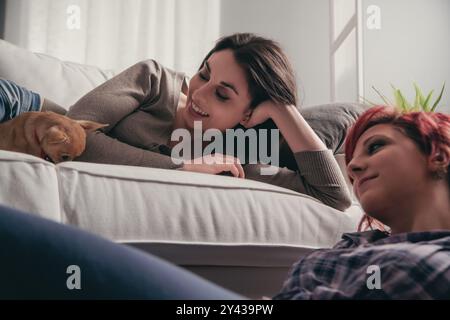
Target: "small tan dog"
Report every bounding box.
[0,111,107,163]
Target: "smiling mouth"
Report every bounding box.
[357,175,378,194]
[188,100,209,118]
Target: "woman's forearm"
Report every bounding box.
[270,105,327,153]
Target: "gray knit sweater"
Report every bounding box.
[67,60,351,211]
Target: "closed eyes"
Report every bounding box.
[198,71,230,102]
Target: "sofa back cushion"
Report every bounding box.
[0,39,116,109]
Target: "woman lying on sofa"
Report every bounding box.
[62,32,352,211]
[0,33,352,211]
[1,106,449,299]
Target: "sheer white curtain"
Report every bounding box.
[4,0,221,75]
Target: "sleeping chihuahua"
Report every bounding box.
[0,111,107,163]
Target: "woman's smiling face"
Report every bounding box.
[346,123,430,225]
[182,49,253,132]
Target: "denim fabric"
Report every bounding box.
[0,78,41,123]
[0,205,245,299]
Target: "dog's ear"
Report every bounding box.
[76,120,109,133]
[46,126,69,144]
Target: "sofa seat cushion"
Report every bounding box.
[56,161,359,266]
[0,150,60,221]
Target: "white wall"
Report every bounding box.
[3,0,221,75]
[362,0,450,113]
[220,0,450,112]
[332,0,359,103]
[4,0,448,111]
[219,0,331,108]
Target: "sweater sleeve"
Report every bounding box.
[66,59,182,169]
[74,131,182,169]
[243,149,352,211]
[67,59,162,129]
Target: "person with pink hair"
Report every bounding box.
[272,106,450,299]
[344,106,450,232]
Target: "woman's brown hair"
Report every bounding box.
[200,33,298,109]
[200,33,298,167]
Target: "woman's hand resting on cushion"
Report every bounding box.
[178,153,245,178]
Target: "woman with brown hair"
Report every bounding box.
[66,33,351,211]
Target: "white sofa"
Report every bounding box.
[0,39,363,298]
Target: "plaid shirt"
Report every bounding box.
[273,230,450,299]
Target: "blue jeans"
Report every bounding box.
[0,205,245,299]
[0,78,42,123]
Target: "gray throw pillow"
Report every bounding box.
[279,103,369,171]
[301,103,369,154]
